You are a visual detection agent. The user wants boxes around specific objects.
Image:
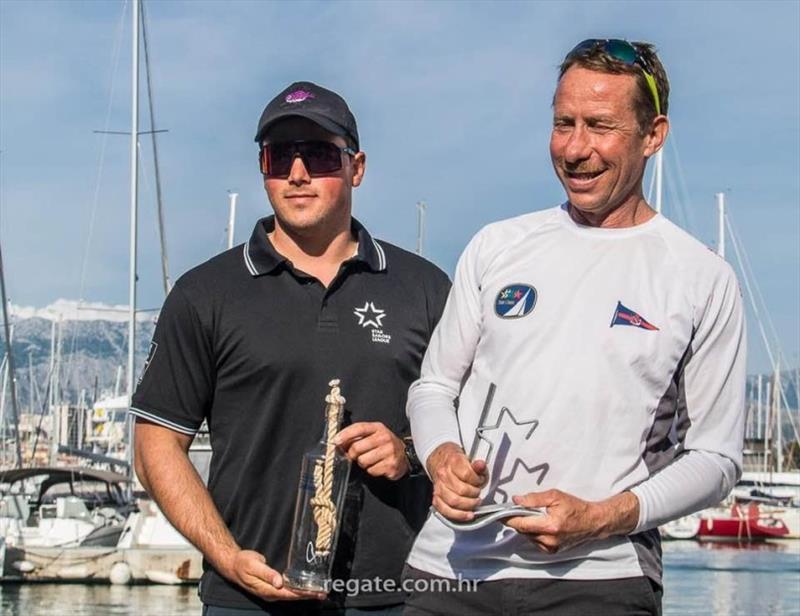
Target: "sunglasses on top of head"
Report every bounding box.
[566,38,662,116]
[259,140,357,178]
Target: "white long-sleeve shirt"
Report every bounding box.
[406,204,746,585]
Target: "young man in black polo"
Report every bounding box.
[132,82,450,615]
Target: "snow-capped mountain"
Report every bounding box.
[3,300,157,410]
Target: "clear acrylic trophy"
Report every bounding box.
[284,379,351,592]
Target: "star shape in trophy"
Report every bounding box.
[475,403,550,504]
[475,406,539,461]
[353,301,386,329]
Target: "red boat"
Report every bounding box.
[697,501,790,541]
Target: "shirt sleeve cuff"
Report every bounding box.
[129,406,199,436]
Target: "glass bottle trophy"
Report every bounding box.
[284,379,351,592]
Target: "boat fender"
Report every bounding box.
[110,561,132,585]
[12,560,34,573]
[145,570,182,585]
[57,564,90,579]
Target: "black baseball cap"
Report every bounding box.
[254,81,359,150]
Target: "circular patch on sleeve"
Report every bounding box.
[494,284,537,319]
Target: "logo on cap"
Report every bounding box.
[285,89,315,104]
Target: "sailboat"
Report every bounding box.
[0,0,205,582]
[660,192,800,541]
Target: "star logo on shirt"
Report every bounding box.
[353,301,386,329]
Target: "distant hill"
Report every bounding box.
[1,299,798,416]
[2,300,156,411]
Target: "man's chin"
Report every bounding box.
[565,195,604,215]
[273,212,323,234]
[566,196,622,224]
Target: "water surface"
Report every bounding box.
[1,541,798,615]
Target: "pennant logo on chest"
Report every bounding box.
[610,301,659,331]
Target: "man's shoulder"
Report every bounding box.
[375,239,450,285]
[656,218,736,280]
[469,206,562,257]
[486,206,559,231]
[653,219,742,313]
[172,244,248,298]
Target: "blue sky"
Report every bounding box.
[0,0,798,373]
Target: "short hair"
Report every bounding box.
[558,41,670,133]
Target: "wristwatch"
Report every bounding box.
[403,436,425,476]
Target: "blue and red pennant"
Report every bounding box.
[610,301,659,331]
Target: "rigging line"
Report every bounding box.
[0,354,7,457]
[64,0,128,397]
[663,155,690,231]
[728,221,800,451]
[726,216,800,446]
[27,353,40,411]
[774,370,800,448]
[726,214,777,369]
[658,139,689,232]
[662,138,690,235]
[140,0,172,296]
[30,364,55,467]
[665,128,699,236]
[664,129,695,234]
[0,251,22,467]
[728,211,785,366]
[137,141,164,272]
[76,0,128,304]
[646,156,656,205]
[742,227,788,365]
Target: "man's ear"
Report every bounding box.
[351,152,366,187]
[644,115,669,158]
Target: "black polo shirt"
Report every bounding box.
[131,216,450,611]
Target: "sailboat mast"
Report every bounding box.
[50,317,63,465]
[0,354,8,462]
[227,192,238,250]
[757,373,762,443]
[47,319,55,411]
[416,201,427,256]
[0,247,21,467]
[764,381,772,473]
[140,0,171,296]
[126,0,140,480]
[716,192,725,259]
[654,149,663,213]
[28,352,33,418]
[774,360,782,473]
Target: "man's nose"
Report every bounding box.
[287,155,311,185]
[564,126,592,163]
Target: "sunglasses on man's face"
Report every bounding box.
[566,38,661,116]
[259,140,356,178]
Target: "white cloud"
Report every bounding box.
[10,299,153,322]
